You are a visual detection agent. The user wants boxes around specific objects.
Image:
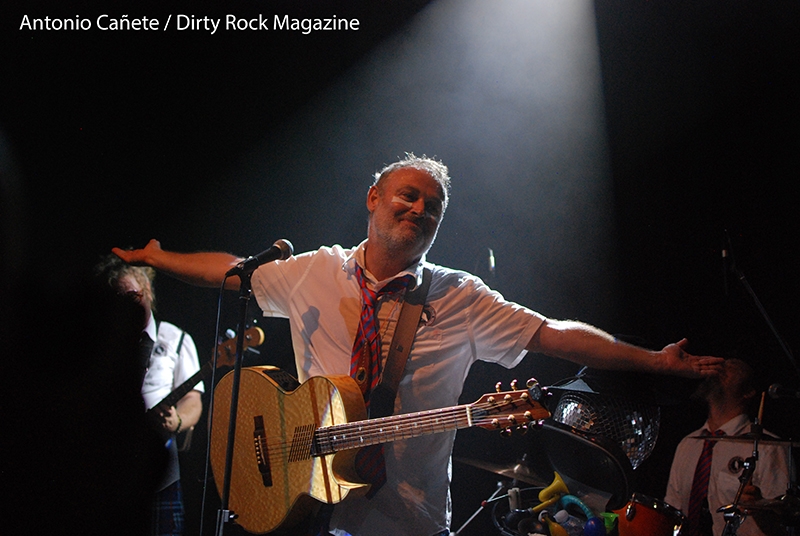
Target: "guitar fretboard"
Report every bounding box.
[312,405,476,456]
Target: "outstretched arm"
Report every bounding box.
[526,318,723,378]
[112,239,243,290]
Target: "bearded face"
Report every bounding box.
[693,358,755,404]
[367,167,445,261]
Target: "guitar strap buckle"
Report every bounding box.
[354,341,372,395]
[355,366,367,385]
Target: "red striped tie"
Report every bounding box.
[350,264,412,498]
[685,429,725,535]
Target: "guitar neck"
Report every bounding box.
[148,360,212,413]
[312,404,473,456]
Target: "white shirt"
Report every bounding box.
[140,315,204,490]
[665,414,792,536]
[251,241,545,536]
[141,315,205,411]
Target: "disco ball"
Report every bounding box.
[552,391,660,470]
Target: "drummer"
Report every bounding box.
[665,358,793,536]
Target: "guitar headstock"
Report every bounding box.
[216,326,266,367]
[470,378,551,435]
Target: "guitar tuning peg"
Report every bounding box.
[517,424,529,435]
[225,329,236,339]
[495,382,502,393]
[500,427,513,438]
[510,379,518,391]
[526,379,545,401]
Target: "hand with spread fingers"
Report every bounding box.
[112,239,163,266]
[658,338,725,378]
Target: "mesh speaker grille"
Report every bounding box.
[552,391,660,469]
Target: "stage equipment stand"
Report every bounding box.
[215,269,254,536]
[726,231,798,377]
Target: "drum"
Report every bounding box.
[612,493,684,536]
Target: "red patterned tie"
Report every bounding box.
[350,264,412,498]
[685,429,725,535]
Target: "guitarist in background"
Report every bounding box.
[95,255,204,536]
[113,154,724,536]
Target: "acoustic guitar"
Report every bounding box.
[210,367,550,533]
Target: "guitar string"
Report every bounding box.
[249,399,545,464]
[258,405,469,459]
[304,398,543,449]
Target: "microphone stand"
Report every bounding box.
[725,237,799,534]
[215,270,254,536]
[454,480,507,535]
[720,393,766,536]
[731,260,799,378]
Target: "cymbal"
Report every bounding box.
[688,434,799,447]
[738,495,800,525]
[739,499,790,512]
[454,457,548,486]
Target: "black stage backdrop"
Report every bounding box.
[2,1,798,535]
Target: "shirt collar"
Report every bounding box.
[343,239,426,289]
[144,313,157,342]
[703,414,752,437]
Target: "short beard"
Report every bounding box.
[368,215,439,261]
[692,376,724,404]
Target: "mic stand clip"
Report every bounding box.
[719,405,765,536]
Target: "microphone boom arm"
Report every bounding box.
[732,262,799,378]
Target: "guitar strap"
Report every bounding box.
[159,322,191,450]
[174,326,186,356]
[153,321,186,359]
[308,267,433,536]
[368,266,432,419]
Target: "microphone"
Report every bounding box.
[768,384,800,399]
[225,239,293,277]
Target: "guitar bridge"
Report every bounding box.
[253,415,272,487]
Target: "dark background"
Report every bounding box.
[2,1,798,535]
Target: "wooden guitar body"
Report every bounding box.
[210,368,370,534]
